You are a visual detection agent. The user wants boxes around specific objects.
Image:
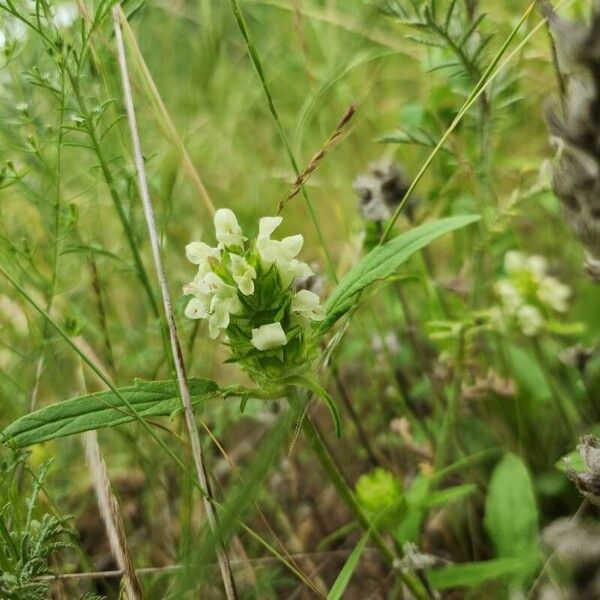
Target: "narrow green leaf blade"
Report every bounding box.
[320,215,480,332]
[1,378,219,447]
[427,558,522,590]
[327,529,370,600]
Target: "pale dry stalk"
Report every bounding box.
[111,6,237,598]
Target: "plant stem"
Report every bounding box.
[112,8,238,598]
[228,0,337,282]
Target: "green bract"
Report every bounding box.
[355,468,405,523]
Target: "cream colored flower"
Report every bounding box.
[184,272,242,338]
[207,302,231,339]
[504,251,526,274]
[230,254,256,295]
[251,322,288,350]
[279,259,314,288]
[496,280,522,314]
[537,276,571,313]
[516,304,544,336]
[257,216,304,265]
[185,241,220,276]
[291,290,325,322]
[184,296,209,320]
[527,255,548,280]
[214,208,244,249]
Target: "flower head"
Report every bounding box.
[494,249,572,336]
[537,276,571,312]
[183,209,326,380]
[516,304,544,337]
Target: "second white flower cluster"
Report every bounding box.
[183,209,325,353]
[494,251,571,336]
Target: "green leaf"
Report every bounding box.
[1,378,219,448]
[484,454,539,583]
[505,345,551,402]
[427,558,522,590]
[327,528,370,600]
[319,215,480,333]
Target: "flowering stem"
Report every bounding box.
[112,9,238,599]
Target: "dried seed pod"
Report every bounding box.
[544,4,600,269]
[353,161,418,222]
[565,435,600,505]
[559,343,595,372]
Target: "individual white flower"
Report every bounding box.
[251,322,288,351]
[496,279,522,314]
[527,255,548,280]
[214,208,244,249]
[185,241,220,276]
[230,254,256,295]
[207,302,230,339]
[291,290,325,322]
[217,289,242,317]
[185,296,209,320]
[196,272,229,296]
[279,259,314,288]
[257,216,304,265]
[184,272,242,337]
[516,304,544,337]
[537,276,571,312]
[504,250,526,274]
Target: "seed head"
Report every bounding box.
[353,161,417,222]
[566,435,600,505]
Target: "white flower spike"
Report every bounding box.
[291,290,326,322]
[251,322,288,351]
[214,208,244,249]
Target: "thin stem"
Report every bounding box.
[299,408,427,599]
[111,8,238,599]
[332,366,383,467]
[380,0,539,244]
[228,0,337,282]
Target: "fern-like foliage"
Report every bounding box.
[0,460,76,600]
[380,0,492,83]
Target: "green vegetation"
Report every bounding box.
[1,0,600,598]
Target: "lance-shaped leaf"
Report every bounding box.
[1,378,219,448]
[319,214,480,333]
